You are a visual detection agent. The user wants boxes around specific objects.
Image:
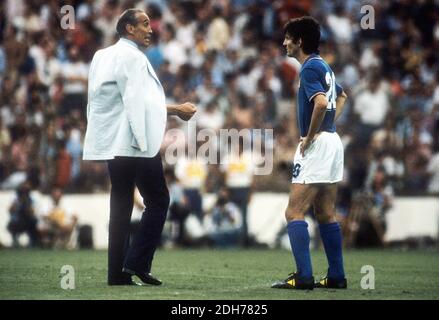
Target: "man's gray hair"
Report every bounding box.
[116,9,144,36]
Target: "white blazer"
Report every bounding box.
[83,38,167,160]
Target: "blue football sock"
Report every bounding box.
[287,220,313,279]
[319,222,345,280]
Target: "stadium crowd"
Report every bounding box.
[0,0,439,247]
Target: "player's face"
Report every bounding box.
[283,34,299,57]
[130,12,153,48]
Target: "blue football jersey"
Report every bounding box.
[297,54,343,137]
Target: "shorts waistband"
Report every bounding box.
[300,131,335,139]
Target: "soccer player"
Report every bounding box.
[271,17,348,290]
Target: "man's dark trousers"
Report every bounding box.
[107,155,170,284]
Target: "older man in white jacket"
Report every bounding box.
[83,9,196,286]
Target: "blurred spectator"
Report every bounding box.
[353,75,391,146]
[370,116,403,154]
[2,25,27,78]
[196,100,225,131]
[65,124,83,190]
[94,0,119,48]
[164,167,191,247]
[54,139,72,190]
[326,5,354,62]
[402,109,432,192]
[345,165,394,248]
[352,167,393,248]
[369,168,394,232]
[204,188,242,248]
[38,123,57,192]
[220,136,255,245]
[7,181,40,247]
[2,130,31,190]
[175,145,207,221]
[60,45,88,115]
[38,187,78,249]
[359,42,381,71]
[161,23,187,73]
[206,5,230,51]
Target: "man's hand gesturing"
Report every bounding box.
[176,102,197,121]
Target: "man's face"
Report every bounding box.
[51,188,62,203]
[283,34,300,57]
[128,12,153,48]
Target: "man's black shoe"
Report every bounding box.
[271,272,314,290]
[122,267,162,286]
[315,276,347,289]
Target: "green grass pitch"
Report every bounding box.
[0,248,438,300]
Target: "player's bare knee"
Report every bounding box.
[315,212,336,224]
[285,207,305,222]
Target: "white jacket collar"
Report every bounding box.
[118,37,139,50]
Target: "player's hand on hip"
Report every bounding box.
[300,136,312,157]
[177,102,197,121]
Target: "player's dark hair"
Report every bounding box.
[283,16,320,54]
[116,9,143,36]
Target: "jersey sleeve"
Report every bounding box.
[301,68,326,102]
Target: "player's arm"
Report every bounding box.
[334,90,348,122]
[300,93,327,156]
[307,94,328,140]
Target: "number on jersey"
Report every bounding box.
[325,72,337,110]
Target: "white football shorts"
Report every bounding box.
[291,131,344,184]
